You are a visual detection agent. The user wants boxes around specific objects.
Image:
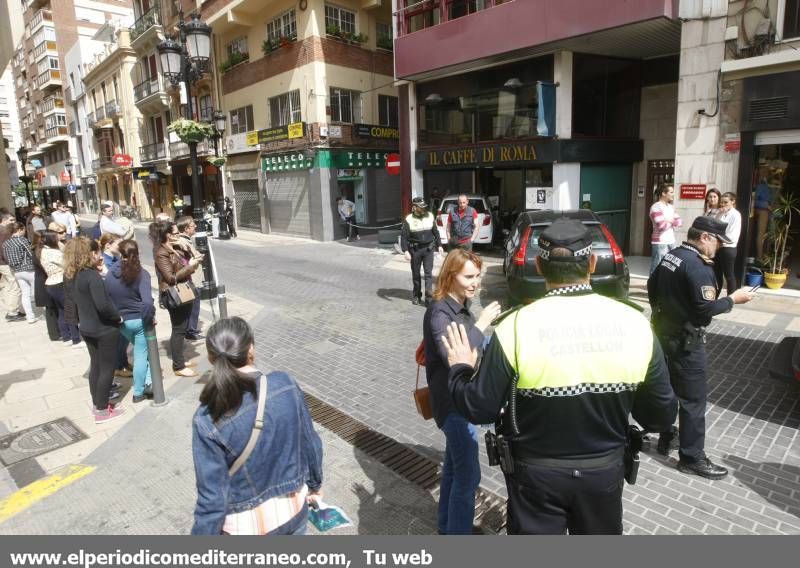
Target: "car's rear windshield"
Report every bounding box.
[440,199,488,214]
[527,223,610,249]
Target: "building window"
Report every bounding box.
[784,0,800,39]
[197,94,213,122]
[226,36,249,58]
[229,105,254,135]
[325,4,356,35]
[267,9,297,41]
[403,0,441,34]
[378,95,399,127]
[376,22,393,50]
[329,88,361,123]
[269,90,301,126]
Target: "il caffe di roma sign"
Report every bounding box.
[415,140,557,170]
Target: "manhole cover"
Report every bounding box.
[0,418,88,466]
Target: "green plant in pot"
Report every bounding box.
[763,192,800,289]
[168,119,214,144]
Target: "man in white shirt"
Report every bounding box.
[649,184,682,275]
[51,202,78,238]
[336,196,359,241]
[99,203,126,237]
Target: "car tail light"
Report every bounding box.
[513,226,533,266]
[482,215,491,226]
[436,216,443,227]
[600,224,624,264]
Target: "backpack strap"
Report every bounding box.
[229,373,268,477]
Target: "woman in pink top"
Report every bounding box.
[649,184,682,274]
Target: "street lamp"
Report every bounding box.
[211,110,230,240]
[65,160,74,209]
[157,8,225,315]
[16,146,32,206]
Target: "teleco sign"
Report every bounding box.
[680,184,707,200]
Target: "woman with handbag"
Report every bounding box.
[64,237,125,424]
[154,221,201,377]
[422,248,500,534]
[192,317,323,535]
[105,240,155,403]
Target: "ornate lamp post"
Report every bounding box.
[211,110,230,240]
[64,160,73,206]
[16,146,32,206]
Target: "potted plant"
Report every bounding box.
[168,118,214,144]
[209,157,226,168]
[353,33,368,45]
[763,192,800,289]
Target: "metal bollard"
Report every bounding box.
[145,321,167,407]
[217,284,228,319]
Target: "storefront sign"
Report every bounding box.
[113,154,133,167]
[257,122,306,143]
[262,152,313,172]
[331,150,388,169]
[355,123,400,140]
[724,134,741,153]
[416,140,557,169]
[680,184,707,199]
[132,166,159,181]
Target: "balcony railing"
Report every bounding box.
[33,39,57,59]
[94,105,106,122]
[35,69,61,89]
[45,125,68,139]
[41,96,64,113]
[169,139,210,159]
[130,3,161,41]
[105,100,120,118]
[140,142,167,162]
[30,9,52,31]
[133,77,162,102]
[92,155,114,170]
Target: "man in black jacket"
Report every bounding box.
[401,197,443,306]
[441,219,677,534]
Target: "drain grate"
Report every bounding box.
[0,418,87,466]
[303,392,508,534]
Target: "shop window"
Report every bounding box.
[329,88,361,123]
[269,90,301,126]
[378,95,399,127]
[267,9,297,42]
[325,3,356,35]
[784,0,800,39]
[229,105,254,135]
[572,54,641,139]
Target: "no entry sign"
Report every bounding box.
[385,153,400,176]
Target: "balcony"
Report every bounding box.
[92,155,114,170]
[130,3,163,53]
[105,100,120,118]
[44,124,68,140]
[35,68,61,90]
[133,77,170,114]
[30,9,52,33]
[140,142,167,163]
[33,39,57,60]
[41,96,64,115]
[94,105,107,122]
[169,139,211,159]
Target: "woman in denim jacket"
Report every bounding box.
[192,317,323,535]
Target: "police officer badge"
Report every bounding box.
[701,286,716,301]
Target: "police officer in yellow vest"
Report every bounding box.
[401,197,444,306]
[441,219,677,534]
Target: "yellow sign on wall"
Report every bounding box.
[245,131,259,146]
[287,122,304,139]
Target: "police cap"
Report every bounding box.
[538,219,593,262]
[690,216,732,244]
[411,197,428,208]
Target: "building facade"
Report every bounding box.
[1,63,23,196]
[203,0,399,240]
[392,0,683,253]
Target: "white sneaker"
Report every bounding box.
[71,342,85,349]
[26,317,39,324]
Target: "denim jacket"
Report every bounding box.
[191,370,323,535]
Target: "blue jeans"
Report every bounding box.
[438,413,481,534]
[188,297,201,336]
[650,243,674,275]
[119,319,152,396]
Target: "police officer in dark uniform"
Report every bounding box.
[648,216,753,479]
[401,197,443,306]
[441,219,677,534]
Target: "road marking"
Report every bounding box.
[0,464,95,524]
